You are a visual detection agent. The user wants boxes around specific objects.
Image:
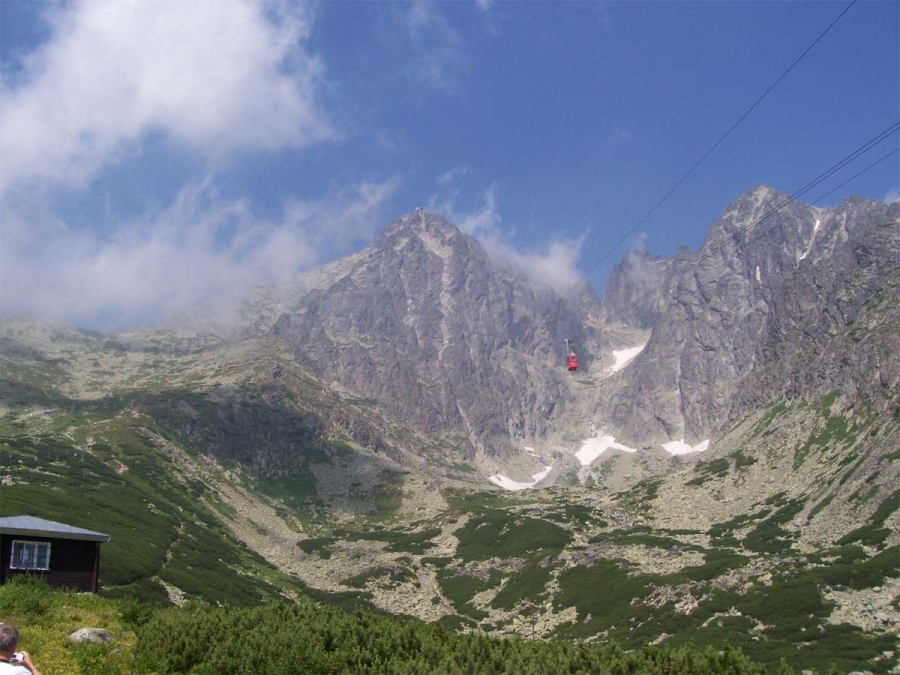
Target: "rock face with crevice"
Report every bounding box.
[14,187,894,470]
[604,249,675,330]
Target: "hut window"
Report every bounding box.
[10,540,51,571]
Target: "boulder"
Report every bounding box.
[69,628,113,644]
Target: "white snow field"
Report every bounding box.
[488,464,553,491]
[661,439,710,456]
[576,434,638,466]
[610,343,647,374]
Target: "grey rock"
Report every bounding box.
[271,210,603,457]
[605,249,675,329]
[603,187,900,444]
[538,554,555,569]
[69,628,113,644]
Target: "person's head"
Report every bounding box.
[0,624,19,657]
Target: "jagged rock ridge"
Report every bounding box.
[601,186,900,444]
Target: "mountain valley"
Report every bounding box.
[1,187,898,674]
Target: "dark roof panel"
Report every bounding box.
[0,516,111,543]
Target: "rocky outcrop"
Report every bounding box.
[205,190,898,459]
[87,188,899,463]
[603,187,900,444]
[69,628,113,644]
[604,249,675,329]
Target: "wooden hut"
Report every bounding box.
[0,516,111,592]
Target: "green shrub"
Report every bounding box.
[741,498,804,554]
[72,642,130,675]
[118,596,158,630]
[0,575,54,617]
[836,490,899,547]
[131,600,770,675]
[491,564,554,610]
[297,537,335,557]
[455,510,570,562]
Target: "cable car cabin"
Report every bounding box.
[564,339,578,372]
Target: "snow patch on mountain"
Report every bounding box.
[488,464,553,491]
[661,439,710,456]
[576,434,637,466]
[610,343,647,374]
[799,219,821,262]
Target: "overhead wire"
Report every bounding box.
[564,0,859,297]
[807,147,898,205]
[601,121,899,325]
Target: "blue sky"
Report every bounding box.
[1,0,897,329]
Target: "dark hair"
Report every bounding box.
[0,624,19,654]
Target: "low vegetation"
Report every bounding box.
[2,353,897,675]
[2,577,777,675]
[454,510,571,562]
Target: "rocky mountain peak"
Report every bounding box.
[269,208,596,457]
[378,209,470,250]
[369,209,494,284]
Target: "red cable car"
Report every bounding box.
[565,339,578,372]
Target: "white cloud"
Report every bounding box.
[473,0,500,37]
[0,178,398,330]
[0,0,333,193]
[429,183,584,294]
[285,178,402,251]
[884,187,900,203]
[402,0,467,91]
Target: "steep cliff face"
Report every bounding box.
[603,187,899,444]
[731,196,900,418]
[271,209,602,456]
[603,249,675,330]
